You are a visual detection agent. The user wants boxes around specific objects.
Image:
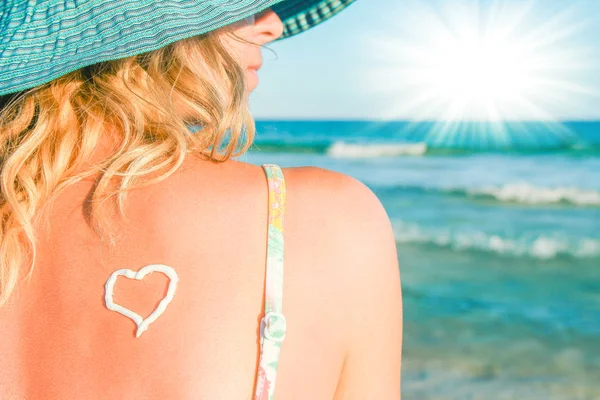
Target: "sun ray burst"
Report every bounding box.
[366,0,599,149]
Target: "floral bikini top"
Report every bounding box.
[254,164,287,400]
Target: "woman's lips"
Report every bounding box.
[248,64,260,77]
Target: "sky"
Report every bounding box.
[250,0,600,121]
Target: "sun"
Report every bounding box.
[430,38,528,113]
[367,0,598,132]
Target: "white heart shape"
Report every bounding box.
[104,264,179,338]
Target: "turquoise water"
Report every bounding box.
[243,120,600,399]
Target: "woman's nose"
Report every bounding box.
[254,8,284,44]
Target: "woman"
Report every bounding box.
[0,1,402,399]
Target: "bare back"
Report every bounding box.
[0,157,402,399]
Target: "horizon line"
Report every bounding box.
[254,118,600,123]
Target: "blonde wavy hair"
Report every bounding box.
[0,29,254,305]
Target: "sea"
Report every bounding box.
[240,120,600,400]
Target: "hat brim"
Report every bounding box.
[274,0,356,40]
[0,0,355,96]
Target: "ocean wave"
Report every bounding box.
[378,183,600,207]
[326,141,428,158]
[467,183,600,206]
[392,221,600,259]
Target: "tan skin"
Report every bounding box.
[0,9,402,400]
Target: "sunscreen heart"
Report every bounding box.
[104,264,179,338]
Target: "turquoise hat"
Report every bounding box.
[0,0,355,96]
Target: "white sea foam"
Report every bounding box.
[468,183,600,206]
[327,141,428,158]
[392,221,600,259]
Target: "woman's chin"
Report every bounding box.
[246,69,259,92]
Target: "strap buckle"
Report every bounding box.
[261,311,287,343]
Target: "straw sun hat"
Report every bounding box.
[0,0,355,96]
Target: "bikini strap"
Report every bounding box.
[254,163,287,400]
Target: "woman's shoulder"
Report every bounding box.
[283,165,402,398]
[146,158,398,305]
[282,164,400,328]
[281,165,394,246]
[139,160,395,262]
